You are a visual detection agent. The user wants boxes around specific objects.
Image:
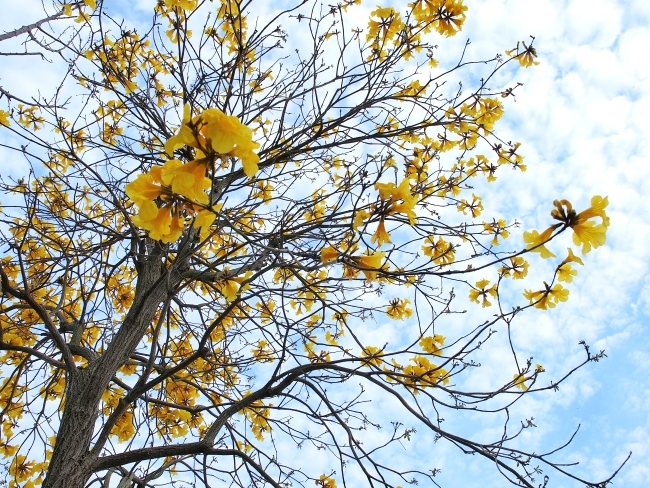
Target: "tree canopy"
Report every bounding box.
[0,1,624,487]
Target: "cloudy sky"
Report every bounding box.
[1,0,649,487]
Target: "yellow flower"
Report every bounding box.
[317,474,338,488]
[422,236,455,265]
[353,208,371,230]
[164,104,194,156]
[362,345,383,367]
[553,196,608,254]
[571,220,607,254]
[468,278,497,307]
[386,298,412,320]
[562,247,584,266]
[557,263,577,283]
[164,104,260,177]
[483,218,509,245]
[320,245,340,263]
[506,40,540,68]
[370,219,392,246]
[523,226,556,259]
[349,251,386,281]
[499,256,529,279]
[125,171,169,204]
[457,193,484,218]
[523,283,569,310]
[0,109,10,126]
[161,159,211,204]
[10,454,35,481]
[192,209,216,241]
[0,440,18,458]
[419,334,445,355]
[231,143,260,177]
[568,196,608,254]
[513,373,528,391]
[576,195,609,227]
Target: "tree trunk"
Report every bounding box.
[43,249,182,488]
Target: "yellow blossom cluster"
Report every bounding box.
[126,104,259,243]
[386,298,413,320]
[506,40,540,68]
[419,334,445,355]
[422,236,455,265]
[521,196,608,308]
[61,0,96,23]
[524,283,569,310]
[366,7,405,60]
[409,0,468,37]
[316,474,338,488]
[402,355,450,392]
[242,398,272,441]
[469,279,497,307]
[499,256,529,280]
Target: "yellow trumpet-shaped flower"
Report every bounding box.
[513,373,528,391]
[551,196,609,255]
[557,263,577,283]
[161,159,212,204]
[320,245,340,263]
[348,251,386,281]
[164,104,194,156]
[562,247,584,266]
[192,209,216,241]
[523,283,569,310]
[419,334,445,356]
[576,195,609,227]
[469,278,497,307]
[523,226,556,259]
[370,219,392,247]
[164,105,261,177]
[386,298,412,320]
[422,236,455,265]
[571,221,607,254]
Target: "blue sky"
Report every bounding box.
[1,0,649,487]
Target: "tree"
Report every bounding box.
[0,1,626,487]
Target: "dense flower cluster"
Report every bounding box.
[126,105,259,243]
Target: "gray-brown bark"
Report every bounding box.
[42,244,184,488]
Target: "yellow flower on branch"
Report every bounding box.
[316,474,338,488]
[161,159,212,204]
[9,454,35,482]
[499,256,529,279]
[192,209,216,241]
[469,278,497,307]
[549,196,608,254]
[0,109,10,126]
[571,220,607,255]
[402,355,450,392]
[164,104,260,177]
[523,226,556,259]
[506,40,540,68]
[419,334,445,356]
[483,218,509,245]
[422,236,455,265]
[320,245,340,263]
[457,193,484,218]
[386,298,412,320]
[523,283,569,310]
[348,251,386,281]
[513,373,528,391]
[557,263,577,283]
[562,247,584,266]
[374,178,418,224]
[370,219,392,247]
